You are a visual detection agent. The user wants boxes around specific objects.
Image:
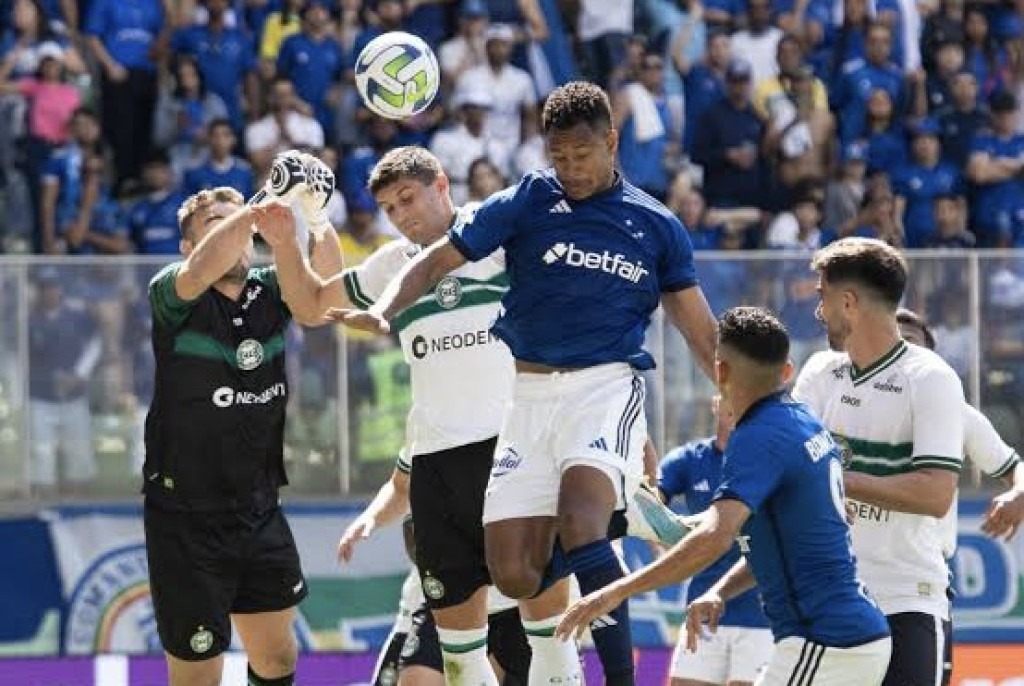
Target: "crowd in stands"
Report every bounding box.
[6,0,1024,495]
[6,0,1024,257]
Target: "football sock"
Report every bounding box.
[522,615,584,686]
[566,539,635,686]
[437,625,499,686]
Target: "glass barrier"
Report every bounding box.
[0,251,1006,502]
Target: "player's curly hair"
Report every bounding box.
[177,186,245,240]
[368,146,443,195]
[541,81,612,134]
[719,307,790,366]
[811,237,907,310]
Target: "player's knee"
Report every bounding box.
[489,561,541,600]
[557,507,609,550]
[249,639,298,679]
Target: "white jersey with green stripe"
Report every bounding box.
[793,341,965,618]
[940,404,1020,558]
[343,234,512,457]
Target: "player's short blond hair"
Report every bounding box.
[177,186,245,240]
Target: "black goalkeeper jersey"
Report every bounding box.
[143,262,292,511]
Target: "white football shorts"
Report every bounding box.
[756,636,892,686]
[670,625,774,684]
[483,362,647,524]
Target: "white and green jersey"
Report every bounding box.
[940,404,1020,557]
[793,341,965,618]
[342,229,512,458]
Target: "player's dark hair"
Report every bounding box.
[896,308,936,349]
[719,307,790,366]
[811,237,907,310]
[368,146,442,195]
[541,81,612,134]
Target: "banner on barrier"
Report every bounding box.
[0,498,1021,656]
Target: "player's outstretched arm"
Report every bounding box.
[258,215,351,326]
[555,498,749,641]
[326,236,467,334]
[983,461,1024,541]
[176,202,281,302]
[662,287,719,383]
[337,466,411,563]
[844,468,958,518]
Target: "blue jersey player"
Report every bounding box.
[557,307,892,686]
[659,397,772,686]
[333,81,720,685]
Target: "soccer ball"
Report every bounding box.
[355,31,440,120]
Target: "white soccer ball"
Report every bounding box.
[355,31,440,121]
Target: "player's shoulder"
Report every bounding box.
[900,342,962,383]
[662,437,715,465]
[799,349,850,378]
[621,180,681,225]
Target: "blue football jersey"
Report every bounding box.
[448,170,698,370]
[714,392,890,647]
[659,439,770,629]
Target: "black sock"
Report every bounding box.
[248,665,295,686]
[566,539,635,686]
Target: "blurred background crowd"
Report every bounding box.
[0,0,1022,501]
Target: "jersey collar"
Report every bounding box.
[849,340,907,385]
[734,390,789,427]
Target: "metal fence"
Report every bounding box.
[0,250,1015,503]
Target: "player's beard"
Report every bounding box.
[222,258,250,284]
[826,317,850,352]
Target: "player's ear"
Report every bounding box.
[436,171,450,196]
[605,126,618,155]
[780,359,795,386]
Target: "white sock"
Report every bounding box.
[522,615,584,686]
[436,625,499,686]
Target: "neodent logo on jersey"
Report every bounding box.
[542,242,649,283]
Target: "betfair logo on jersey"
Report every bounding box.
[542,242,649,283]
[211,383,286,408]
[410,330,499,359]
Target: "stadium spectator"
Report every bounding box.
[182,118,255,197]
[834,21,912,145]
[151,56,230,178]
[824,140,869,230]
[729,0,783,85]
[466,156,507,202]
[245,76,324,177]
[28,265,100,497]
[924,30,965,113]
[429,88,512,205]
[937,69,990,168]
[455,23,537,151]
[258,0,304,80]
[170,0,257,136]
[439,0,490,91]
[128,150,188,254]
[861,87,909,175]
[84,0,164,193]
[892,117,962,247]
[613,52,677,200]
[925,193,975,248]
[38,106,101,254]
[277,1,345,139]
[576,0,633,90]
[340,113,399,203]
[681,29,729,156]
[966,89,1024,246]
[963,5,1007,103]
[692,58,767,211]
[0,0,86,80]
[63,151,132,255]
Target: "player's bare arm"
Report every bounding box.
[337,466,411,563]
[257,216,352,326]
[844,468,958,518]
[308,220,345,279]
[175,201,286,302]
[328,236,467,334]
[683,557,757,652]
[983,461,1024,541]
[555,498,750,641]
[661,286,719,382]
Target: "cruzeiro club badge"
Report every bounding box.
[236,338,264,371]
[422,573,445,600]
[190,626,214,654]
[434,276,462,309]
